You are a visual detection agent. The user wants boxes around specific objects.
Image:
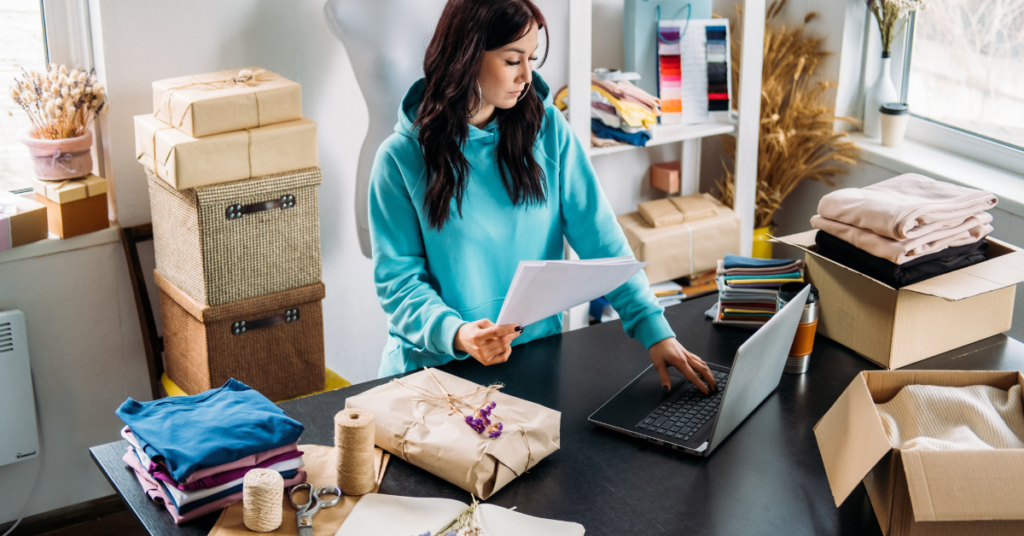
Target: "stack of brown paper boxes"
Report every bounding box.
[617,193,742,284]
[135,67,325,401]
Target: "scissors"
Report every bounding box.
[288,483,342,536]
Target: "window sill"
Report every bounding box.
[852,133,1024,219]
[0,224,120,266]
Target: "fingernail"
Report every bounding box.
[662,386,669,395]
[515,326,523,332]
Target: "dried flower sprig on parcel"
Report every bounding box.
[464,400,503,438]
[416,495,483,536]
[10,64,107,140]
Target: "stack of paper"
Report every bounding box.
[497,257,646,327]
[336,494,585,536]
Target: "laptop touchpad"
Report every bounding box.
[626,368,688,401]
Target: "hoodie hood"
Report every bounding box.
[395,71,553,139]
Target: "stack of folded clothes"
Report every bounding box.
[712,255,804,327]
[553,73,661,148]
[810,173,997,288]
[115,379,306,524]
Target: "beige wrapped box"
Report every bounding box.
[638,193,720,227]
[345,368,561,499]
[153,67,302,138]
[619,194,741,284]
[135,114,318,190]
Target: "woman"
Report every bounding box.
[368,0,717,395]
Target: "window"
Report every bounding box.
[905,0,1024,153]
[1,0,47,193]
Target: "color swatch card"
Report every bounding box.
[657,19,732,125]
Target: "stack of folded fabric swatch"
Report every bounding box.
[810,173,997,288]
[115,379,306,524]
[712,255,804,327]
[553,73,661,148]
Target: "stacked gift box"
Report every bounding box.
[135,67,325,401]
[2,165,110,254]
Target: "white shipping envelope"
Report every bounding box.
[335,494,585,536]
[496,257,647,326]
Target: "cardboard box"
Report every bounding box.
[775,230,1024,369]
[0,192,48,248]
[815,370,1024,536]
[135,114,318,190]
[618,193,741,284]
[650,161,681,193]
[153,67,302,138]
[33,174,109,239]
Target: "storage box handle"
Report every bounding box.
[225,194,296,220]
[231,308,300,335]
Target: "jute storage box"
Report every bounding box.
[155,270,325,402]
[148,167,322,306]
[775,230,1024,369]
[815,370,1024,536]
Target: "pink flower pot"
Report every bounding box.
[19,128,94,181]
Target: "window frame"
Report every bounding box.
[897,10,1024,177]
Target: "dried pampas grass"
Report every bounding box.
[10,64,107,140]
[715,0,859,229]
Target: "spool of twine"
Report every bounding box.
[242,468,283,532]
[335,408,376,496]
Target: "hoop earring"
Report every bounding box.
[517,82,531,103]
[468,81,483,119]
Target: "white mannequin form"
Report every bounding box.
[323,0,449,258]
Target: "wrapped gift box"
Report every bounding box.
[155,270,325,402]
[147,167,322,306]
[33,174,109,239]
[618,194,741,283]
[153,67,302,138]
[0,192,48,250]
[345,368,561,499]
[135,114,318,190]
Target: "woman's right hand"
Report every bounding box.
[453,319,523,366]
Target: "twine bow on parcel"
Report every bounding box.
[156,68,277,129]
[392,368,534,475]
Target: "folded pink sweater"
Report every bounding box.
[816,174,997,240]
[810,212,993,264]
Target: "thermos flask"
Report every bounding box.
[777,283,819,374]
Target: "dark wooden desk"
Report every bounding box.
[90,294,1024,536]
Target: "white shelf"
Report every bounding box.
[589,121,736,157]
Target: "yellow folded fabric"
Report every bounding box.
[722,308,777,314]
[552,85,657,129]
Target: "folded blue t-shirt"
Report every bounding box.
[116,379,304,482]
[723,254,798,270]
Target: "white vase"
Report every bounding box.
[864,56,899,138]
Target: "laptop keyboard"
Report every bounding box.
[635,370,730,442]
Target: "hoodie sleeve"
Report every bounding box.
[368,147,469,358]
[554,111,676,349]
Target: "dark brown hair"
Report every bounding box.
[416,0,550,230]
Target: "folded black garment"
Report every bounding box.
[814,231,989,288]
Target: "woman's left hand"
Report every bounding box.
[648,338,718,395]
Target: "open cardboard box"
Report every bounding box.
[815,370,1024,536]
[773,231,1024,369]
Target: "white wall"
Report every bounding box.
[0,237,152,523]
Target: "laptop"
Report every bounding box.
[588,285,810,457]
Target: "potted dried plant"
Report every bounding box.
[10,64,107,181]
[716,0,859,258]
[862,0,926,137]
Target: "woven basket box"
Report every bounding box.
[155,270,325,401]
[148,167,322,306]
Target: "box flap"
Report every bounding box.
[902,449,1024,522]
[813,372,894,506]
[770,230,817,249]
[901,238,1024,301]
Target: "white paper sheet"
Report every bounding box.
[496,257,646,327]
[335,494,585,536]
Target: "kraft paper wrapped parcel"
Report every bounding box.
[345,368,561,499]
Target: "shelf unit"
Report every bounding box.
[563,0,766,330]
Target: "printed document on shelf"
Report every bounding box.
[496,256,646,327]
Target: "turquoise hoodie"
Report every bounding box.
[369,72,675,377]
